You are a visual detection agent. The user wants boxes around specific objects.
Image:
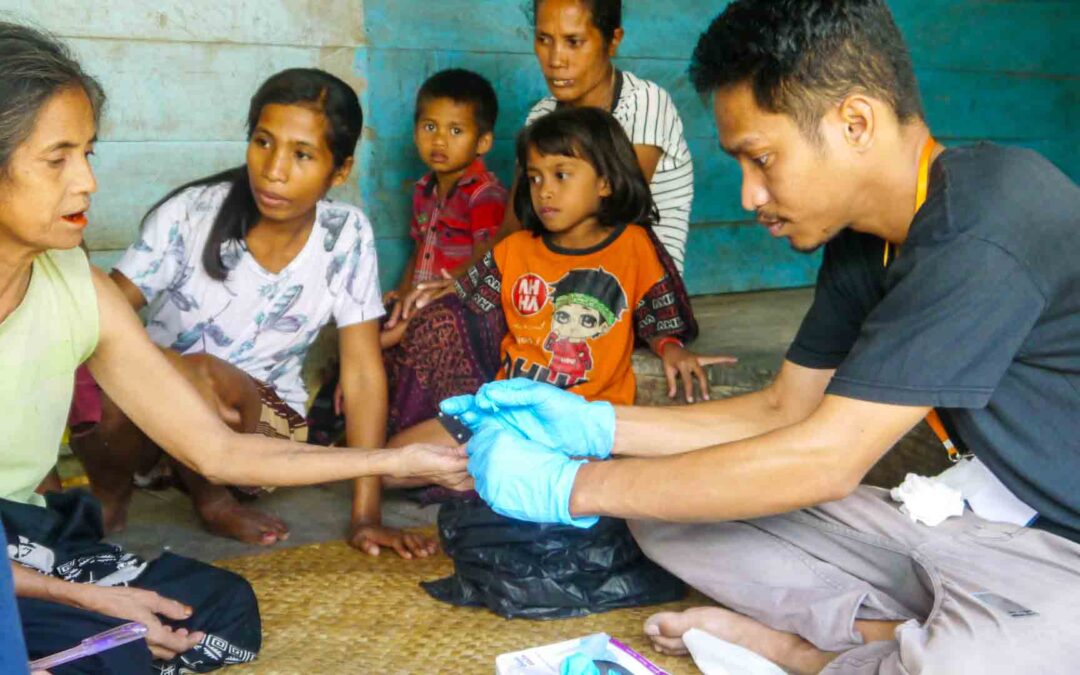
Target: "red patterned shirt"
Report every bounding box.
[411,158,507,285]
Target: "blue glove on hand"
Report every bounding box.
[441,378,615,459]
[467,423,598,528]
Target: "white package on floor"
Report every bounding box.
[496,633,669,674]
[682,628,786,675]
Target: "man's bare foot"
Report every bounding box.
[644,606,835,675]
[196,497,290,546]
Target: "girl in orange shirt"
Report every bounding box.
[386,107,732,452]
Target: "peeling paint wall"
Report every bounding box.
[0,0,366,269]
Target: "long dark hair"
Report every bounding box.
[514,106,657,235]
[0,22,105,174]
[142,68,363,280]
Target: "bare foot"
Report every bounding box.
[99,494,132,535]
[196,497,290,546]
[644,606,835,675]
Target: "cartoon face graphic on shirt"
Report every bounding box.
[552,302,607,340]
[543,267,627,386]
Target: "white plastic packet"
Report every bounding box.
[682,628,786,675]
[936,457,1037,526]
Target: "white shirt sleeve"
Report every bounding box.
[625,81,677,150]
[113,188,197,303]
[328,207,386,328]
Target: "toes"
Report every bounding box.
[648,634,690,656]
[645,611,683,637]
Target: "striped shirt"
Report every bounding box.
[526,70,694,272]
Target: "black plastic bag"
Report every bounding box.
[421,498,685,619]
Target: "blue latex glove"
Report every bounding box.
[467,424,598,528]
[560,653,601,675]
[441,378,615,459]
[560,633,611,675]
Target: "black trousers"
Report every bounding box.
[4,492,261,674]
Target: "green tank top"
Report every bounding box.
[0,248,98,507]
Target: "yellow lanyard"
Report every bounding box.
[884,137,964,462]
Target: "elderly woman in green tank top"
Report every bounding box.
[0,23,469,672]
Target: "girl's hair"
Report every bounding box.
[143,68,363,280]
[0,22,105,175]
[532,0,623,45]
[514,106,658,235]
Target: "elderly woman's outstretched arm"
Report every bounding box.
[86,267,471,490]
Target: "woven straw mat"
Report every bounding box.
[218,539,708,674]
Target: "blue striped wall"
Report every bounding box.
[358,0,1078,295]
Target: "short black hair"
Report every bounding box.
[514,107,658,235]
[532,0,622,45]
[415,68,498,134]
[690,0,924,140]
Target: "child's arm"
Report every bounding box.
[385,249,418,330]
[633,246,736,403]
[340,320,437,559]
[649,336,737,404]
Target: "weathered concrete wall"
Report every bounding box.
[0,0,365,269]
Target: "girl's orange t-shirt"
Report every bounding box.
[489,225,668,405]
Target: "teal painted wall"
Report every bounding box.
[358,0,1078,295]
[0,0,366,270]
[2,1,1074,295]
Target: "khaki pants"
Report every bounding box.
[629,487,1080,674]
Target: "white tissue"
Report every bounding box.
[889,473,965,526]
[682,628,787,675]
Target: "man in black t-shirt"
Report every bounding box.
[447,2,1080,673]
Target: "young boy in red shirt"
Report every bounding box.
[382,69,508,346]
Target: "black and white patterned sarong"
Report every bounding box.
[2,490,261,674]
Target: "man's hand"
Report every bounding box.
[348,523,438,559]
[390,443,472,490]
[659,345,738,403]
[441,379,615,459]
[78,585,204,660]
[467,424,597,528]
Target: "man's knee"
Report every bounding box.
[627,518,661,556]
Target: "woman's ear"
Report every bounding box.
[330,156,355,188]
[607,27,625,58]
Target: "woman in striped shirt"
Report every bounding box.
[525,0,695,273]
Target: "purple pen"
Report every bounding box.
[29,621,149,670]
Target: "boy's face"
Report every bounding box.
[0,86,97,254]
[713,83,863,253]
[552,302,607,340]
[414,97,493,182]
